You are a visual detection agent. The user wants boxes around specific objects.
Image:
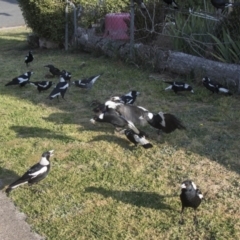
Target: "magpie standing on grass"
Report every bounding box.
[61,70,72,82]
[210,0,240,13]
[123,129,153,148]
[5,72,33,87]
[164,81,194,94]
[25,51,34,66]
[44,64,61,77]
[163,0,179,9]
[111,90,140,104]
[5,150,54,194]
[179,180,203,225]
[202,76,232,95]
[30,80,53,93]
[47,75,69,100]
[72,73,103,90]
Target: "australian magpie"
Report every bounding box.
[90,107,140,134]
[72,73,102,90]
[5,72,33,87]
[47,75,69,100]
[30,81,53,93]
[145,111,186,134]
[111,90,140,104]
[163,0,179,9]
[179,180,203,224]
[210,0,240,12]
[61,70,72,82]
[91,100,107,114]
[5,150,54,194]
[202,77,232,95]
[164,81,194,93]
[123,129,153,148]
[44,64,61,77]
[25,51,34,66]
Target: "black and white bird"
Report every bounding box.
[5,150,54,194]
[123,129,153,148]
[25,51,34,66]
[47,75,69,100]
[105,100,186,134]
[44,64,61,77]
[30,80,53,93]
[5,71,33,87]
[72,74,102,90]
[202,77,232,95]
[111,90,140,104]
[90,108,140,134]
[61,70,72,82]
[163,0,179,9]
[179,180,203,224]
[145,111,186,134]
[164,81,194,94]
[210,0,240,12]
[134,0,147,11]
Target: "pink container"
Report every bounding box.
[104,13,130,40]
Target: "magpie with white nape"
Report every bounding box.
[145,111,186,134]
[30,81,53,93]
[25,51,34,66]
[179,180,203,225]
[123,129,153,148]
[5,150,54,194]
[44,64,61,77]
[111,90,140,104]
[47,75,69,100]
[202,77,232,95]
[72,73,102,90]
[61,70,72,82]
[211,0,240,13]
[5,72,33,87]
[164,81,194,94]
[163,0,179,9]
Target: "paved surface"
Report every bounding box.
[0,1,43,239]
[0,0,25,28]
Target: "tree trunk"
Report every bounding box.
[77,27,240,92]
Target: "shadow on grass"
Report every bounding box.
[85,186,174,210]
[0,167,19,190]
[10,126,76,142]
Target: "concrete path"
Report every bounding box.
[0,0,25,28]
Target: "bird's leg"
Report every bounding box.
[193,209,198,225]
[179,207,184,225]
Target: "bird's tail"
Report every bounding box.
[161,113,186,133]
[5,178,28,194]
[142,143,153,149]
[5,82,14,86]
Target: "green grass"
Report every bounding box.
[1,27,240,240]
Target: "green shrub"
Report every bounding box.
[18,0,73,43]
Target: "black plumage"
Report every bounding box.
[72,74,102,90]
[61,70,72,82]
[134,0,147,10]
[111,90,140,104]
[91,100,107,114]
[124,129,153,148]
[5,71,33,87]
[164,81,194,93]
[163,0,179,9]
[179,180,203,224]
[25,51,34,66]
[47,76,69,100]
[202,77,232,95]
[210,0,240,12]
[44,64,61,77]
[5,150,54,194]
[30,81,53,93]
[145,112,186,134]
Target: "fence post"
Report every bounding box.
[130,0,135,59]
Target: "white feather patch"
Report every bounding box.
[29,166,47,177]
[191,181,197,190]
[158,112,166,127]
[198,193,203,199]
[40,157,50,165]
[181,183,186,189]
[90,118,96,124]
[165,85,172,91]
[98,113,104,119]
[219,87,229,93]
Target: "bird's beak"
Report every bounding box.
[48,150,54,156]
[181,183,186,189]
[90,118,96,124]
[191,90,194,93]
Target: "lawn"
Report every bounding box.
[0,26,240,240]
